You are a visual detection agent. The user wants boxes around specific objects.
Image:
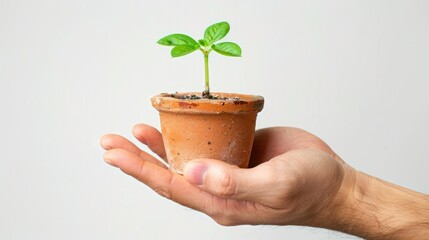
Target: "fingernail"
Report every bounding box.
[184,162,208,185]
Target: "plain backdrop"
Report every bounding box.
[1,0,428,239]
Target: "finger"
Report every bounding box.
[132,124,167,162]
[103,149,217,213]
[100,134,167,169]
[249,127,300,167]
[183,158,283,204]
[100,133,141,153]
[250,127,340,167]
[249,128,278,167]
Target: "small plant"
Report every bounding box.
[157,21,241,98]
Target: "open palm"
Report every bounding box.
[101,124,347,226]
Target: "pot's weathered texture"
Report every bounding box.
[151,92,264,174]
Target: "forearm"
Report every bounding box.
[319,165,429,239]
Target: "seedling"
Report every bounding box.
[157,21,241,98]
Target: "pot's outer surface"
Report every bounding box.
[152,92,264,174]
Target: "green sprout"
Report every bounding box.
[157,21,241,98]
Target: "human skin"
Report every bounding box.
[100,124,429,239]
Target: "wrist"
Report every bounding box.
[320,164,429,239]
[356,172,429,239]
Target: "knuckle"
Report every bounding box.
[212,212,237,226]
[214,216,235,226]
[214,172,236,198]
[153,187,172,200]
[206,197,238,226]
[152,174,175,200]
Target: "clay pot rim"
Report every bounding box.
[151,92,264,114]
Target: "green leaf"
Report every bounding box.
[171,44,199,57]
[198,39,209,47]
[204,22,230,44]
[211,42,241,57]
[157,34,198,46]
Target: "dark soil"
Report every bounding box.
[168,92,240,101]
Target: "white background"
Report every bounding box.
[1,0,428,239]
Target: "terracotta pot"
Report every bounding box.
[151,92,264,174]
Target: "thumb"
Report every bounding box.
[183,159,270,200]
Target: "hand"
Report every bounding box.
[100,124,350,226]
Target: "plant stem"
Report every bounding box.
[203,52,210,97]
